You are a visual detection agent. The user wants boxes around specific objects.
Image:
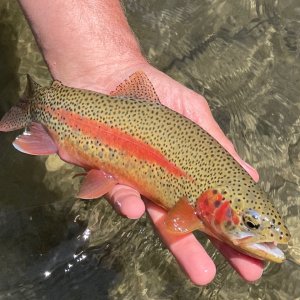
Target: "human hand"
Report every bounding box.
[18,0,264,285]
[105,63,263,285]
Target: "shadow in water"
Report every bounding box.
[0,5,20,114]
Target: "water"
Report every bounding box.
[0,0,299,299]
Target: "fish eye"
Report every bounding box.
[243,210,261,230]
[245,220,260,229]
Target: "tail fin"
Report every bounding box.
[0,75,40,132]
[0,101,30,132]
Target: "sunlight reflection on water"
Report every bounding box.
[0,0,299,299]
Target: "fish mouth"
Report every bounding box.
[202,225,287,263]
[224,233,287,262]
[235,241,286,263]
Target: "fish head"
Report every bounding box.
[196,186,291,262]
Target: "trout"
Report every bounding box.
[0,72,291,263]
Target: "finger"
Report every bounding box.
[211,238,264,282]
[145,200,216,285]
[239,160,259,182]
[107,184,145,219]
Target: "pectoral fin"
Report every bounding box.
[110,71,161,103]
[13,122,58,155]
[77,169,118,199]
[165,197,204,234]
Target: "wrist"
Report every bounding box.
[52,55,149,94]
[18,0,146,89]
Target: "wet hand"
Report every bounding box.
[18,0,263,285]
[107,64,264,285]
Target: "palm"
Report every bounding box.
[107,64,264,285]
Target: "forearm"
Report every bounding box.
[18,0,146,88]
[18,0,258,180]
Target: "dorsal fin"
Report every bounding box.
[110,71,161,103]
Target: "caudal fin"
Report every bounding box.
[0,75,40,132]
[0,102,30,132]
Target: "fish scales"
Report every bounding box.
[33,84,285,231]
[0,73,291,264]
[33,84,241,205]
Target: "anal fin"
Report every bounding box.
[77,169,118,199]
[110,71,161,103]
[13,122,58,155]
[165,197,203,234]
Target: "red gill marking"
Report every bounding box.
[232,213,240,225]
[196,190,223,218]
[42,105,191,179]
[214,201,231,225]
[196,190,240,226]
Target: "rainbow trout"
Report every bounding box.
[0,72,290,263]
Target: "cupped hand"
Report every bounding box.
[106,63,264,285]
[18,0,263,287]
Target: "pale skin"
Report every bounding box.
[18,0,264,285]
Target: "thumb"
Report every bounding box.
[107,184,145,219]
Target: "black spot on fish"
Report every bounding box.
[214,200,221,208]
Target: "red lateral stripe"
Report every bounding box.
[46,106,190,179]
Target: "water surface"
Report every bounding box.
[0,1,299,299]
